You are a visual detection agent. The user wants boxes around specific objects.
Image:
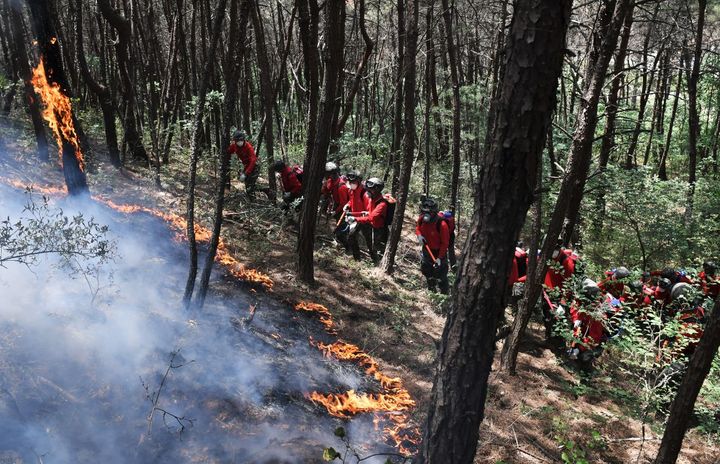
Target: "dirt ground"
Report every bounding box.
[1,127,718,463]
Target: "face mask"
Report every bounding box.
[347,182,358,190]
[552,250,560,259]
[422,214,432,223]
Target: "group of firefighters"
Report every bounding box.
[226,130,457,294]
[226,131,717,364]
[509,242,718,365]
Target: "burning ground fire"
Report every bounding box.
[297,303,422,455]
[1,177,419,455]
[31,58,85,171]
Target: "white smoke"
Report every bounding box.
[0,184,396,463]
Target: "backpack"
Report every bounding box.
[292,165,304,184]
[381,193,397,227]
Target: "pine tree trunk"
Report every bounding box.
[441,0,462,213]
[7,1,49,162]
[297,0,345,284]
[419,2,572,460]
[659,61,683,181]
[194,0,243,309]
[655,294,720,463]
[182,0,228,307]
[685,0,706,226]
[379,0,418,275]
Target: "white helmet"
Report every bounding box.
[325,162,338,173]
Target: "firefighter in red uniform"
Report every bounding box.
[272,160,303,210]
[598,266,630,298]
[544,244,578,291]
[346,177,388,263]
[441,210,457,271]
[320,162,349,219]
[227,131,260,200]
[567,279,607,364]
[508,243,529,287]
[335,170,365,252]
[415,198,450,294]
[699,260,719,298]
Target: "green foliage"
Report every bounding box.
[322,447,341,461]
[0,191,115,274]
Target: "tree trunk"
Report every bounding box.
[419,2,572,460]
[98,0,148,163]
[659,61,683,181]
[295,0,320,167]
[296,0,345,284]
[685,0,706,226]
[655,294,720,463]
[27,0,88,195]
[194,0,243,309]
[182,0,228,307]
[441,0,461,214]
[389,0,404,194]
[379,0,418,275]
[75,0,121,167]
[502,0,631,373]
[561,0,632,245]
[250,0,277,196]
[7,1,49,162]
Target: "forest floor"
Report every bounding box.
[2,124,719,463]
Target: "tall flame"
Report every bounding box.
[31,57,85,171]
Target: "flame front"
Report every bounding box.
[31,58,85,171]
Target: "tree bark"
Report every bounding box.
[27,0,88,195]
[295,0,320,167]
[75,0,121,167]
[684,0,706,226]
[441,0,461,214]
[297,0,345,284]
[250,0,277,196]
[659,60,683,181]
[182,0,228,307]
[655,294,720,463]
[98,0,149,163]
[379,0,418,275]
[194,0,243,309]
[7,0,49,162]
[419,2,572,460]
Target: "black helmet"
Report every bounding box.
[613,266,630,280]
[703,260,717,274]
[628,281,643,294]
[346,170,362,182]
[233,130,246,142]
[581,278,601,299]
[658,277,672,290]
[365,177,384,192]
[420,197,439,215]
[660,267,676,281]
[272,160,286,172]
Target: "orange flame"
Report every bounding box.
[294,302,336,334]
[31,58,85,171]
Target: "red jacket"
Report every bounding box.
[544,249,576,290]
[346,186,367,214]
[570,302,605,350]
[227,141,257,175]
[279,166,302,195]
[651,286,670,306]
[355,195,388,229]
[508,248,528,286]
[322,177,350,214]
[416,216,450,259]
[599,274,625,299]
[699,271,720,298]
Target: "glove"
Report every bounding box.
[573,320,582,329]
[610,298,621,307]
[239,173,247,182]
[433,258,442,269]
[346,215,356,224]
[417,235,426,245]
[343,204,350,213]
